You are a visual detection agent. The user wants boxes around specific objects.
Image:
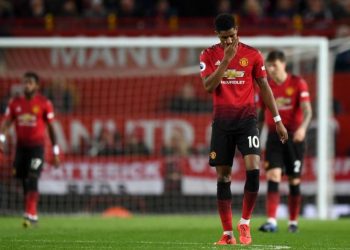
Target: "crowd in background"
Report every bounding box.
[0,0,349,21]
[1,1,348,68]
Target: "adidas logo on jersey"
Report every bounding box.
[215,60,221,66]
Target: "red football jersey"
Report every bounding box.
[5,94,55,147]
[200,42,267,121]
[259,74,310,133]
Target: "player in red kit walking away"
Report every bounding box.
[0,72,60,227]
[257,50,312,233]
[200,14,288,245]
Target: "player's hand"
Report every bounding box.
[53,155,60,168]
[0,141,4,153]
[276,121,288,144]
[293,127,306,143]
[223,37,239,61]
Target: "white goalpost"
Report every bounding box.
[0,36,332,219]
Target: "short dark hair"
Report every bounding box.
[23,71,40,84]
[266,50,286,62]
[215,13,236,32]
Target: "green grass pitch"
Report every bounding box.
[0,215,349,249]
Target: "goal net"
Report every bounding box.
[0,37,332,219]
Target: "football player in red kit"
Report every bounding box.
[0,72,60,227]
[258,50,312,233]
[200,14,288,245]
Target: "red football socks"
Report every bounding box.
[242,190,258,219]
[25,191,39,217]
[288,194,301,221]
[267,191,280,218]
[217,199,233,231]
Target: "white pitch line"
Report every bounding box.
[137,241,291,249]
[23,239,350,250]
[12,245,112,250]
[7,239,101,243]
[6,239,350,250]
[136,241,206,245]
[6,239,297,249]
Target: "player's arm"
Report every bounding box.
[256,91,266,133]
[47,122,60,168]
[293,101,312,142]
[257,106,265,134]
[0,119,13,152]
[202,41,238,93]
[45,100,60,168]
[256,77,288,143]
[202,58,230,93]
[0,103,15,152]
[47,122,58,148]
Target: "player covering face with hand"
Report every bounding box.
[0,72,60,227]
[199,14,288,245]
[258,50,312,233]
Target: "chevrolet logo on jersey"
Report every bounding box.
[275,97,292,110]
[18,113,37,126]
[223,69,245,79]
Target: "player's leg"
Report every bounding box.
[234,154,259,245]
[13,147,31,227]
[23,172,40,224]
[259,132,285,232]
[210,121,236,245]
[287,177,301,232]
[236,121,261,245]
[285,139,305,233]
[241,154,260,222]
[23,146,44,227]
[259,168,282,232]
[214,165,236,245]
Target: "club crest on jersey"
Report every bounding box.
[223,69,245,79]
[200,62,206,71]
[239,58,249,67]
[210,151,216,160]
[32,105,40,114]
[286,87,294,96]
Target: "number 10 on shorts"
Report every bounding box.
[248,136,259,148]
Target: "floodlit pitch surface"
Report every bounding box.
[0,215,349,249]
